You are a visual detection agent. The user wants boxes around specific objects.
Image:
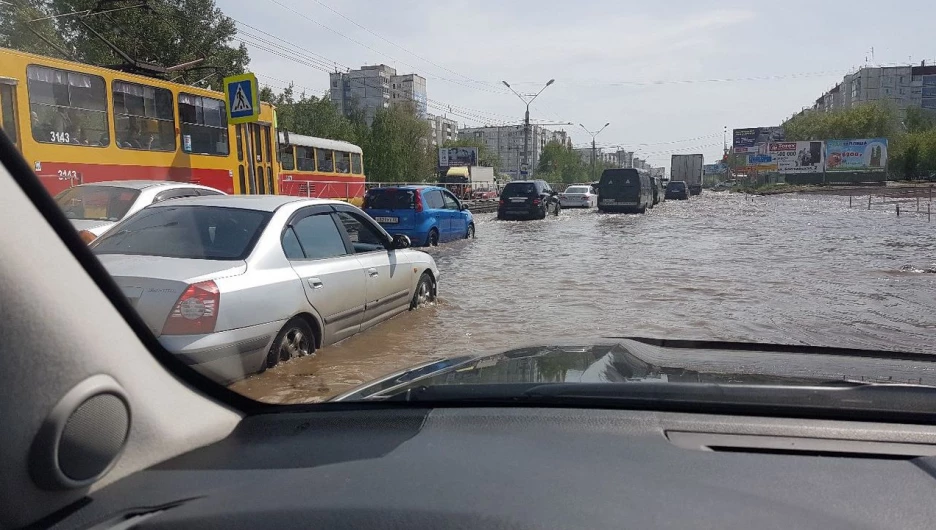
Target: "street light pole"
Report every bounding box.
[579,122,610,181]
[503,79,555,179]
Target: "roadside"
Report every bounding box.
[731,181,936,196]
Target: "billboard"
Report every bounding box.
[703,162,727,176]
[825,139,888,172]
[745,152,777,172]
[733,127,785,153]
[439,147,478,168]
[768,141,825,174]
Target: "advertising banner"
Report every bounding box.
[825,139,888,172]
[746,152,777,172]
[733,127,785,153]
[439,147,478,168]
[768,141,825,174]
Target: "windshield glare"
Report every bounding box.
[55,186,140,221]
[5,0,936,409]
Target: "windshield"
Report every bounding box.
[55,186,140,221]
[5,0,936,411]
[363,189,415,210]
[92,205,270,260]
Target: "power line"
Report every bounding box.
[308,0,498,91]
[237,32,521,125]
[264,0,505,96]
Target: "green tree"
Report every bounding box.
[2,0,248,86]
[537,140,589,183]
[366,103,433,182]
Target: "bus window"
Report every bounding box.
[112,81,175,151]
[335,151,350,174]
[351,153,362,175]
[178,93,229,156]
[296,146,315,171]
[26,65,108,146]
[0,83,17,144]
[316,148,334,172]
[280,146,295,170]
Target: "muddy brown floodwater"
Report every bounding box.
[230,192,936,404]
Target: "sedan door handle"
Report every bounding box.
[307,277,324,289]
[367,268,379,277]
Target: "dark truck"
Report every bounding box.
[595,168,654,214]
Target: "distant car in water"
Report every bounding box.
[89,196,439,383]
[652,177,665,205]
[363,186,474,246]
[471,189,498,200]
[665,181,691,200]
[54,180,225,242]
[596,169,653,213]
[558,184,596,208]
[497,180,560,220]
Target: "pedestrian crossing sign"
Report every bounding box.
[224,73,259,124]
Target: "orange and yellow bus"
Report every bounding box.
[277,132,366,205]
[0,47,278,196]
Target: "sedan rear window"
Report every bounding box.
[565,186,589,194]
[92,206,271,260]
[364,189,415,210]
[54,186,141,221]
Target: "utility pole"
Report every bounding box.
[579,122,610,181]
[503,79,555,179]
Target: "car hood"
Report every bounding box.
[69,219,116,235]
[332,339,936,401]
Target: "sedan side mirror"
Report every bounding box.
[391,234,411,249]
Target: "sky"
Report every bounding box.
[218,0,936,169]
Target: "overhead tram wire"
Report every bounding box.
[236,34,521,126]
[308,0,499,91]
[264,0,507,95]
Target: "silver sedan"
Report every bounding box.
[89,195,440,384]
[55,180,226,242]
[558,185,597,208]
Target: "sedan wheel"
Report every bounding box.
[410,273,436,309]
[266,318,314,369]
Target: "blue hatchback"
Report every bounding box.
[363,186,475,247]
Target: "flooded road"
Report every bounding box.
[231,192,936,403]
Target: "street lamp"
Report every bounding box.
[579,122,610,180]
[502,79,556,178]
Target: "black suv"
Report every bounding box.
[497,180,560,220]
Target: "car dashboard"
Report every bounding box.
[47,406,936,529]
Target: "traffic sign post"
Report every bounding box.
[224,73,259,124]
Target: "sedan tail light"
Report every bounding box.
[77,230,97,244]
[162,280,220,335]
[533,199,541,205]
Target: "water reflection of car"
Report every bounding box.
[54,180,225,242]
[89,195,439,383]
[497,180,560,220]
[363,185,474,246]
[558,184,596,208]
[665,180,690,200]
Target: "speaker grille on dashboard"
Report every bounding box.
[57,393,130,481]
[30,375,132,490]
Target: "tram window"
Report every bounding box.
[236,124,243,161]
[1,84,17,143]
[113,81,175,151]
[26,65,108,147]
[280,145,295,170]
[253,125,263,162]
[335,151,350,174]
[296,146,315,171]
[316,148,334,172]
[351,153,362,175]
[178,93,229,156]
[263,127,272,164]
[267,166,274,194]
